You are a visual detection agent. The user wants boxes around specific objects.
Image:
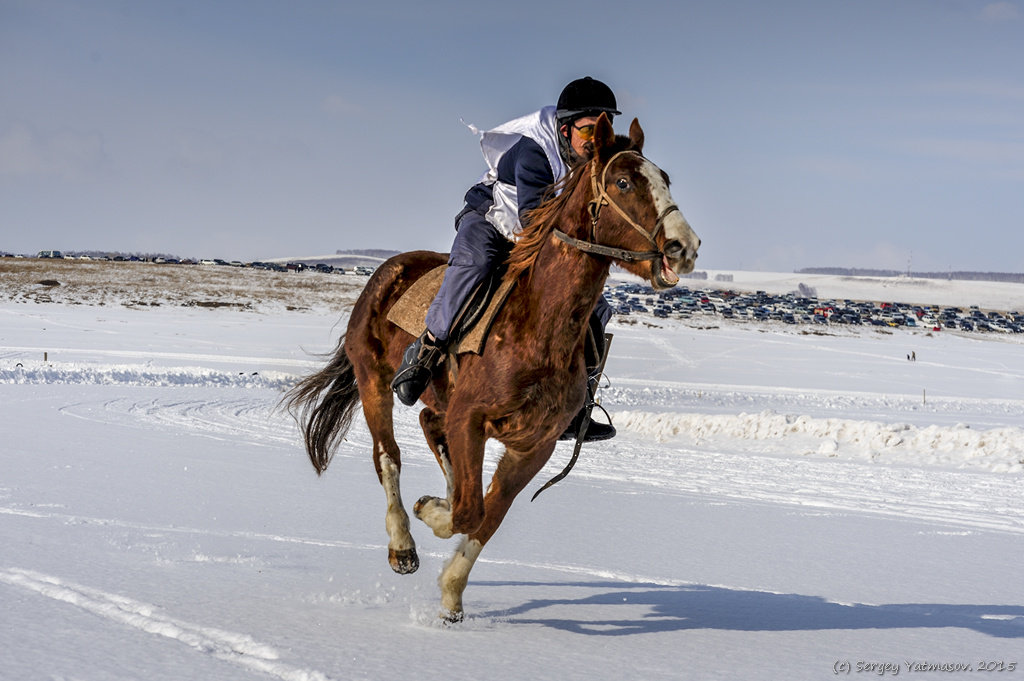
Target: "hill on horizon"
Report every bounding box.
[263,249,401,269]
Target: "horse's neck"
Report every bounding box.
[514,231,609,358]
[535,236,609,309]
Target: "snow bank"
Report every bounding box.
[0,359,296,391]
[615,409,1024,472]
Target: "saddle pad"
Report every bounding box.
[385,265,517,355]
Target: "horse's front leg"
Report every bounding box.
[412,408,456,539]
[414,408,485,538]
[437,439,558,620]
[412,452,455,538]
[439,535,483,619]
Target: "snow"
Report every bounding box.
[2,270,1023,680]
[696,269,1024,311]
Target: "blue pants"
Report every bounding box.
[425,208,613,343]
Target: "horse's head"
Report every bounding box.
[586,114,701,290]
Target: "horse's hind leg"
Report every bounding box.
[379,452,418,574]
[358,372,419,574]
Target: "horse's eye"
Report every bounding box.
[616,178,631,191]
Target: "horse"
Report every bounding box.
[284,114,700,620]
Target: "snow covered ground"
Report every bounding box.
[2,267,1023,680]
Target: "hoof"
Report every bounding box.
[413,494,448,515]
[414,495,454,539]
[441,609,465,625]
[388,547,419,574]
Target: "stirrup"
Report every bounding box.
[559,400,616,442]
[533,333,615,501]
[559,361,616,442]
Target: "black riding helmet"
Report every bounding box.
[556,77,620,164]
[556,76,621,123]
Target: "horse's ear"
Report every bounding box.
[628,118,644,153]
[593,112,616,161]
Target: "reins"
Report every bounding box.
[553,150,680,263]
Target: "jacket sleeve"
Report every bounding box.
[498,137,556,220]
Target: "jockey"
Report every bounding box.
[391,76,620,441]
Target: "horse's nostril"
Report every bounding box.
[663,239,684,259]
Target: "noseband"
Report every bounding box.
[554,150,680,263]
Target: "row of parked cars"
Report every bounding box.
[607,282,1024,334]
[199,259,377,275]
[26,251,378,276]
[17,252,1020,334]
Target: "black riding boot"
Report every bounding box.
[559,404,617,442]
[560,319,616,442]
[390,332,446,406]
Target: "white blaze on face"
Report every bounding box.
[638,158,700,275]
[638,158,676,221]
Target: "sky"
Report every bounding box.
[2,0,1024,273]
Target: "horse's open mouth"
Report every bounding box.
[652,255,681,289]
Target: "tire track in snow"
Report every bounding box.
[576,441,1024,535]
[58,395,299,446]
[0,344,317,368]
[44,380,1024,535]
[57,393,436,462]
[0,567,334,681]
[50,393,1024,534]
[0,506,378,552]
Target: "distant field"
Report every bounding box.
[0,258,365,312]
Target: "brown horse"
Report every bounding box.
[284,115,700,620]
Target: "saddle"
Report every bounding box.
[385,264,516,355]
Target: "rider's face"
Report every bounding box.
[563,115,600,161]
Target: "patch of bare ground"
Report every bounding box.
[0,259,366,312]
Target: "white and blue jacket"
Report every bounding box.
[462,106,568,240]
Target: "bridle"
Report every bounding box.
[554,150,681,263]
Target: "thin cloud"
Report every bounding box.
[919,79,1024,101]
[898,136,1024,169]
[322,94,361,116]
[979,2,1020,22]
[0,123,106,179]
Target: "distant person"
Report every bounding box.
[390,76,622,441]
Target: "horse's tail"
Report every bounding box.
[282,334,360,475]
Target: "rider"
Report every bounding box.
[390,76,620,441]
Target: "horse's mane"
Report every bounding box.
[505,135,633,282]
[504,166,585,282]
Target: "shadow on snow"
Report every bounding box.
[473,580,1024,638]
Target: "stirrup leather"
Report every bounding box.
[533,333,615,501]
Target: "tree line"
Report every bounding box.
[795,268,1024,284]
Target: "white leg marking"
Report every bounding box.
[438,445,454,501]
[379,453,414,553]
[413,444,456,539]
[439,537,483,616]
[414,496,453,539]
